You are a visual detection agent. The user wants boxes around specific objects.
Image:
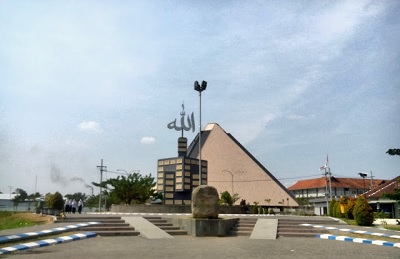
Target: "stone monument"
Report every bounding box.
[191,185,219,219]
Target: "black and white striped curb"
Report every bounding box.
[0,222,99,244]
[301,223,400,248]
[0,232,97,255]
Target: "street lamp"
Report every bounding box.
[194,80,207,185]
[358,172,368,193]
[222,170,234,194]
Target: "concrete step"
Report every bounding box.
[81,226,136,231]
[94,230,140,237]
[277,232,319,238]
[145,216,187,235]
[165,230,188,235]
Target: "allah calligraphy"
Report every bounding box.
[167,104,195,136]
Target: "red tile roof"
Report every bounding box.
[364,175,400,199]
[288,177,386,190]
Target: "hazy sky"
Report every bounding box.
[1,1,399,196]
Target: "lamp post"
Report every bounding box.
[222,170,234,194]
[194,80,207,185]
[359,172,368,193]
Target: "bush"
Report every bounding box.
[352,196,374,226]
[269,208,275,214]
[329,199,337,217]
[46,192,64,210]
[345,197,356,219]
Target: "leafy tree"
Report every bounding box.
[353,196,374,226]
[12,188,28,210]
[85,194,99,210]
[65,192,87,202]
[92,172,156,205]
[295,197,310,206]
[26,192,41,211]
[386,148,400,156]
[46,192,64,210]
[219,191,240,206]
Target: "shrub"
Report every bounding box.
[269,208,275,214]
[328,199,337,217]
[345,197,356,219]
[352,196,374,226]
[46,192,64,210]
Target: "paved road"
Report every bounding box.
[1,214,399,259]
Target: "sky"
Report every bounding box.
[0,1,399,197]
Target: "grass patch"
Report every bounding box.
[0,211,53,231]
[384,225,400,231]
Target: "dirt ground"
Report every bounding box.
[13,212,54,225]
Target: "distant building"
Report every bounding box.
[0,193,32,211]
[288,177,386,215]
[364,175,400,219]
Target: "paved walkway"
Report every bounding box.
[0,213,399,258]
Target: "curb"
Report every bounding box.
[300,223,400,240]
[317,234,400,248]
[0,232,97,255]
[0,222,100,244]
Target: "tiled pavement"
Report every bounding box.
[1,214,399,259]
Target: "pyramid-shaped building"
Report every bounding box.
[187,123,298,206]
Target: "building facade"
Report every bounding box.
[288,177,386,215]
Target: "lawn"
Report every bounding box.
[0,211,53,231]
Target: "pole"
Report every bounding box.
[97,159,107,212]
[199,90,202,185]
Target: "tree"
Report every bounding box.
[352,196,374,226]
[92,172,156,205]
[219,191,240,206]
[12,188,28,210]
[65,192,87,202]
[47,192,64,210]
[386,148,400,156]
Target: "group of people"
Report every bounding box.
[64,199,84,214]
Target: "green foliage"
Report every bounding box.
[333,202,342,218]
[219,191,240,206]
[328,198,337,217]
[92,172,156,204]
[12,188,28,209]
[252,201,259,214]
[344,197,356,219]
[65,192,87,202]
[352,196,374,226]
[296,197,310,206]
[269,208,275,214]
[46,192,64,210]
[386,148,400,156]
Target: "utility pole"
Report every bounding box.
[97,159,107,212]
[370,171,374,190]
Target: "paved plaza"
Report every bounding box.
[1,214,399,259]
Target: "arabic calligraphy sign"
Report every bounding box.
[167,104,195,134]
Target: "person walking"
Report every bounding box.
[71,199,77,214]
[78,199,83,214]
